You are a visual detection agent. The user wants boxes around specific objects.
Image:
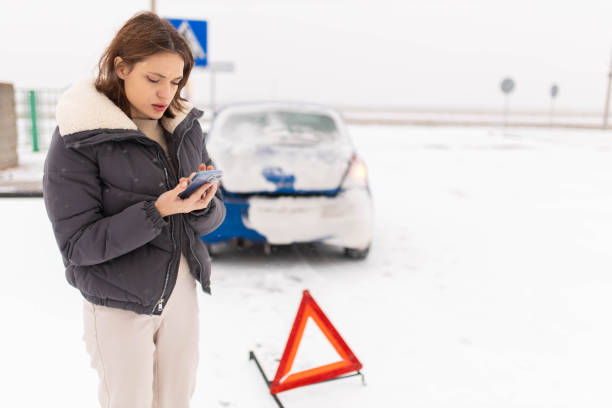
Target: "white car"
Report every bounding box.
[201,102,373,259]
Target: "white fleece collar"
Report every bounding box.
[55,75,194,137]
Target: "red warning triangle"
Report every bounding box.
[270,290,363,394]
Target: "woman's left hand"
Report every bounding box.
[180,163,218,211]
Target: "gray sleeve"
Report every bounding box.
[43,129,168,266]
[183,123,226,236]
[184,194,226,236]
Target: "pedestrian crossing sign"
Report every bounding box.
[166,18,208,67]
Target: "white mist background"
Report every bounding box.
[2,0,612,111]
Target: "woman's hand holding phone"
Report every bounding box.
[154,163,218,217]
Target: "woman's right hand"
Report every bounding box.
[154,173,215,218]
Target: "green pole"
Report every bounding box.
[29,90,39,152]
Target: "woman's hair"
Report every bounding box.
[95,11,195,119]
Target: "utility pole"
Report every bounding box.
[151,0,156,13]
[603,48,612,129]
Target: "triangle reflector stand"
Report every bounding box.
[249,290,365,408]
[270,289,363,393]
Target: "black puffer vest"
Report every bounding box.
[43,76,226,315]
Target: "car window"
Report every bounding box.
[218,110,340,145]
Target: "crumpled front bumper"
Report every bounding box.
[201,187,373,250]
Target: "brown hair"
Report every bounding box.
[95,11,194,119]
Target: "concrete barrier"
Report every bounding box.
[0,83,18,170]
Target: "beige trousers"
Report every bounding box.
[82,253,199,408]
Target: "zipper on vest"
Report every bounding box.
[69,129,192,314]
[183,221,204,285]
[151,149,176,315]
[126,126,193,314]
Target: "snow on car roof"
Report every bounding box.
[209,101,350,143]
[214,101,343,117]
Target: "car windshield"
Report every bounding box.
[217,110,340,145]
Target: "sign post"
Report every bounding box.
[204,61,235,112]
[166,18,234,112]
[500,77,515,128]
[603,48,612,130]
[550,84,559,126]
[166,18,208,102]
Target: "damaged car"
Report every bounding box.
[201,102,373,259]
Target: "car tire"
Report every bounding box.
[344,246,370,260]
[206,243,223,256]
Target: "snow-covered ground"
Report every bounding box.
[1,125,612,407]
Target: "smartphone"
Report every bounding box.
[178,170,223,199]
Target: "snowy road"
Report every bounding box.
[1,125,611,407]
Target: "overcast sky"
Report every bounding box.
[2,0,612,111]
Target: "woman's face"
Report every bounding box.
[114,52,184,119]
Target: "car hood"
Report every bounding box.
[208,142,354,194]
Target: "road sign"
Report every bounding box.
[551,84,559,98]
[166,18,207,67]
[500,77,515,94]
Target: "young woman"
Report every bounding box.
[42,11,225,408]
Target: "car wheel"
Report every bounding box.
[206,243,223,256]
[344,246,370,260]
